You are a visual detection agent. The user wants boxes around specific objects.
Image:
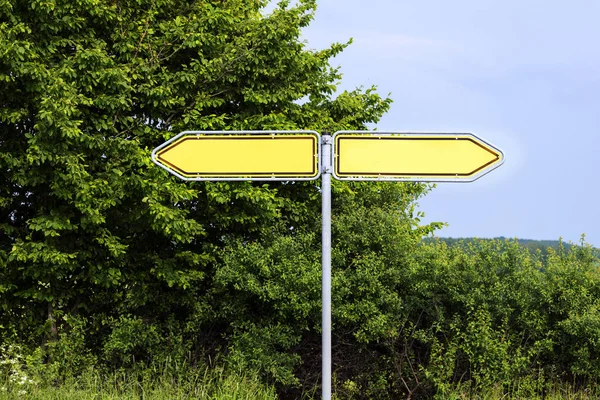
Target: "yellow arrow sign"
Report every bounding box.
[333,133,504,181]
[152,131,320,180]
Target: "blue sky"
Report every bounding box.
[281,0,600,246]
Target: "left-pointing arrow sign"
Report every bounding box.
[151,131,321,181]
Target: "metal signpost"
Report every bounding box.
[152,130,505,400]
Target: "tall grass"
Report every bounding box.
[439,382,600,400]
[0,346,276,400]
[3,344,600,399]
[1,367,277,399]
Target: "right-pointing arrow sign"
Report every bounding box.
[333,132,504,182]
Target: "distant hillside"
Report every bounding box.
[423,236,600,260]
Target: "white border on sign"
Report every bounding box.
[151,130,322,181]
[331,131,505,182]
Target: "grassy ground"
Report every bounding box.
[0,366,277,400]
[4,375,600,400]
[435,382,600,400]
[1,349,599,400]
[2,374,600,399]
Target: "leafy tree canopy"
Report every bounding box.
[0,0,438,390]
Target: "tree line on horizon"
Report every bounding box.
[428,236,600,262]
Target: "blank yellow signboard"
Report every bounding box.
[334,134,503,180]
[154,134,319,179]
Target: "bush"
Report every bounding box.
[396,238,600,398]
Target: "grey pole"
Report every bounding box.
[321,133,332,400]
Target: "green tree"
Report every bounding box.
[1,0,439,392]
